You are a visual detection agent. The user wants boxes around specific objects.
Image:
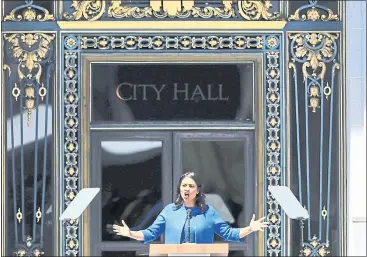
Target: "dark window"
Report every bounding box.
[91,63,254,122]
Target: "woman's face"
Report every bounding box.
[180,177,199,205]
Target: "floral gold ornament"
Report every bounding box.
[266,36,279,49]
[62,32,282,256]
[14,236,44,257]
[270,239,278,248]
[289,0,339,21]
[309,97,320,113]
[308,84,321,113]
[289,33,338,80]
[302,236,330,257]
[63,0,106,21]
[265,51,281,256]
[81,35,264,50]
[4,0,54,21]
[65,0,235,20]
[4,33,55,126]
[238,0,280,20]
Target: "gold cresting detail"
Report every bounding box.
[108,0,234,19]
[4,33,55,126]
[4,3,54,21]
[289,6,338,21]
[62,0,279,20]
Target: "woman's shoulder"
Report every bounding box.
[205,204,220,215]
[161,203,177,212]
[205,204,215,212]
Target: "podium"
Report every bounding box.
[149,244,229,256]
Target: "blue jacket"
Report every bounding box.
[141,203,245,244]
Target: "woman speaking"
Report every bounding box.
[113,172,268,244]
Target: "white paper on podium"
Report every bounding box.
[268,186,309,220]
[59,188,100,221]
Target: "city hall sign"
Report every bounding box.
[116,82,230,101]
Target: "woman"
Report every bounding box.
[113,172,268,244]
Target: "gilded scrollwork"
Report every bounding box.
[265,50,282,256]
[62,32,282,255]
[3,0,54,21]
[14,236,44,257]
[302,236,330,257]
[108,0,234,19]
[289,33,338,81]
[80,35,264,50]
[289,32,338,113]
[62,0,284,20]
[238,0,280,20]
[63,34,80,255]
[3,33,55,125]
[288,31,340,256]
[289,0,339,21]
[63,0,106,21]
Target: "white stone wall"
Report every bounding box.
[346,1,367,256]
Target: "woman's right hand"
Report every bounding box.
[113,220,131,237]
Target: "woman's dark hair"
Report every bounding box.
[174,172,206,212]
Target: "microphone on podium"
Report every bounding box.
[187,209,192,243]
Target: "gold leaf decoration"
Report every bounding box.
[4,33,55,126]
[302,236,330,257]
[289,33,338,80]
[289,4,339,21]
[63,0,106,21]
[238,0,280,20]
[14,235,45,257]
[107,0,234,19]
[4,3,54,22]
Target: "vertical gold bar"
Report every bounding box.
[81,56,91,256]
[256,55,265,256]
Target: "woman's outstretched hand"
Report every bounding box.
[113,220,131,237]
[249,214,269,232]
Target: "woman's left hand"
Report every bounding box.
[249,214,269,232]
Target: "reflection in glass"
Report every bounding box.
[181,141,254,255]
[91,63,254,122]
[101,141,163,242]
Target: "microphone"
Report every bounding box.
[186,209,192,243]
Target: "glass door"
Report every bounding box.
[89,131,172,256]
[173,131,256,256]
[89,131,256,256]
